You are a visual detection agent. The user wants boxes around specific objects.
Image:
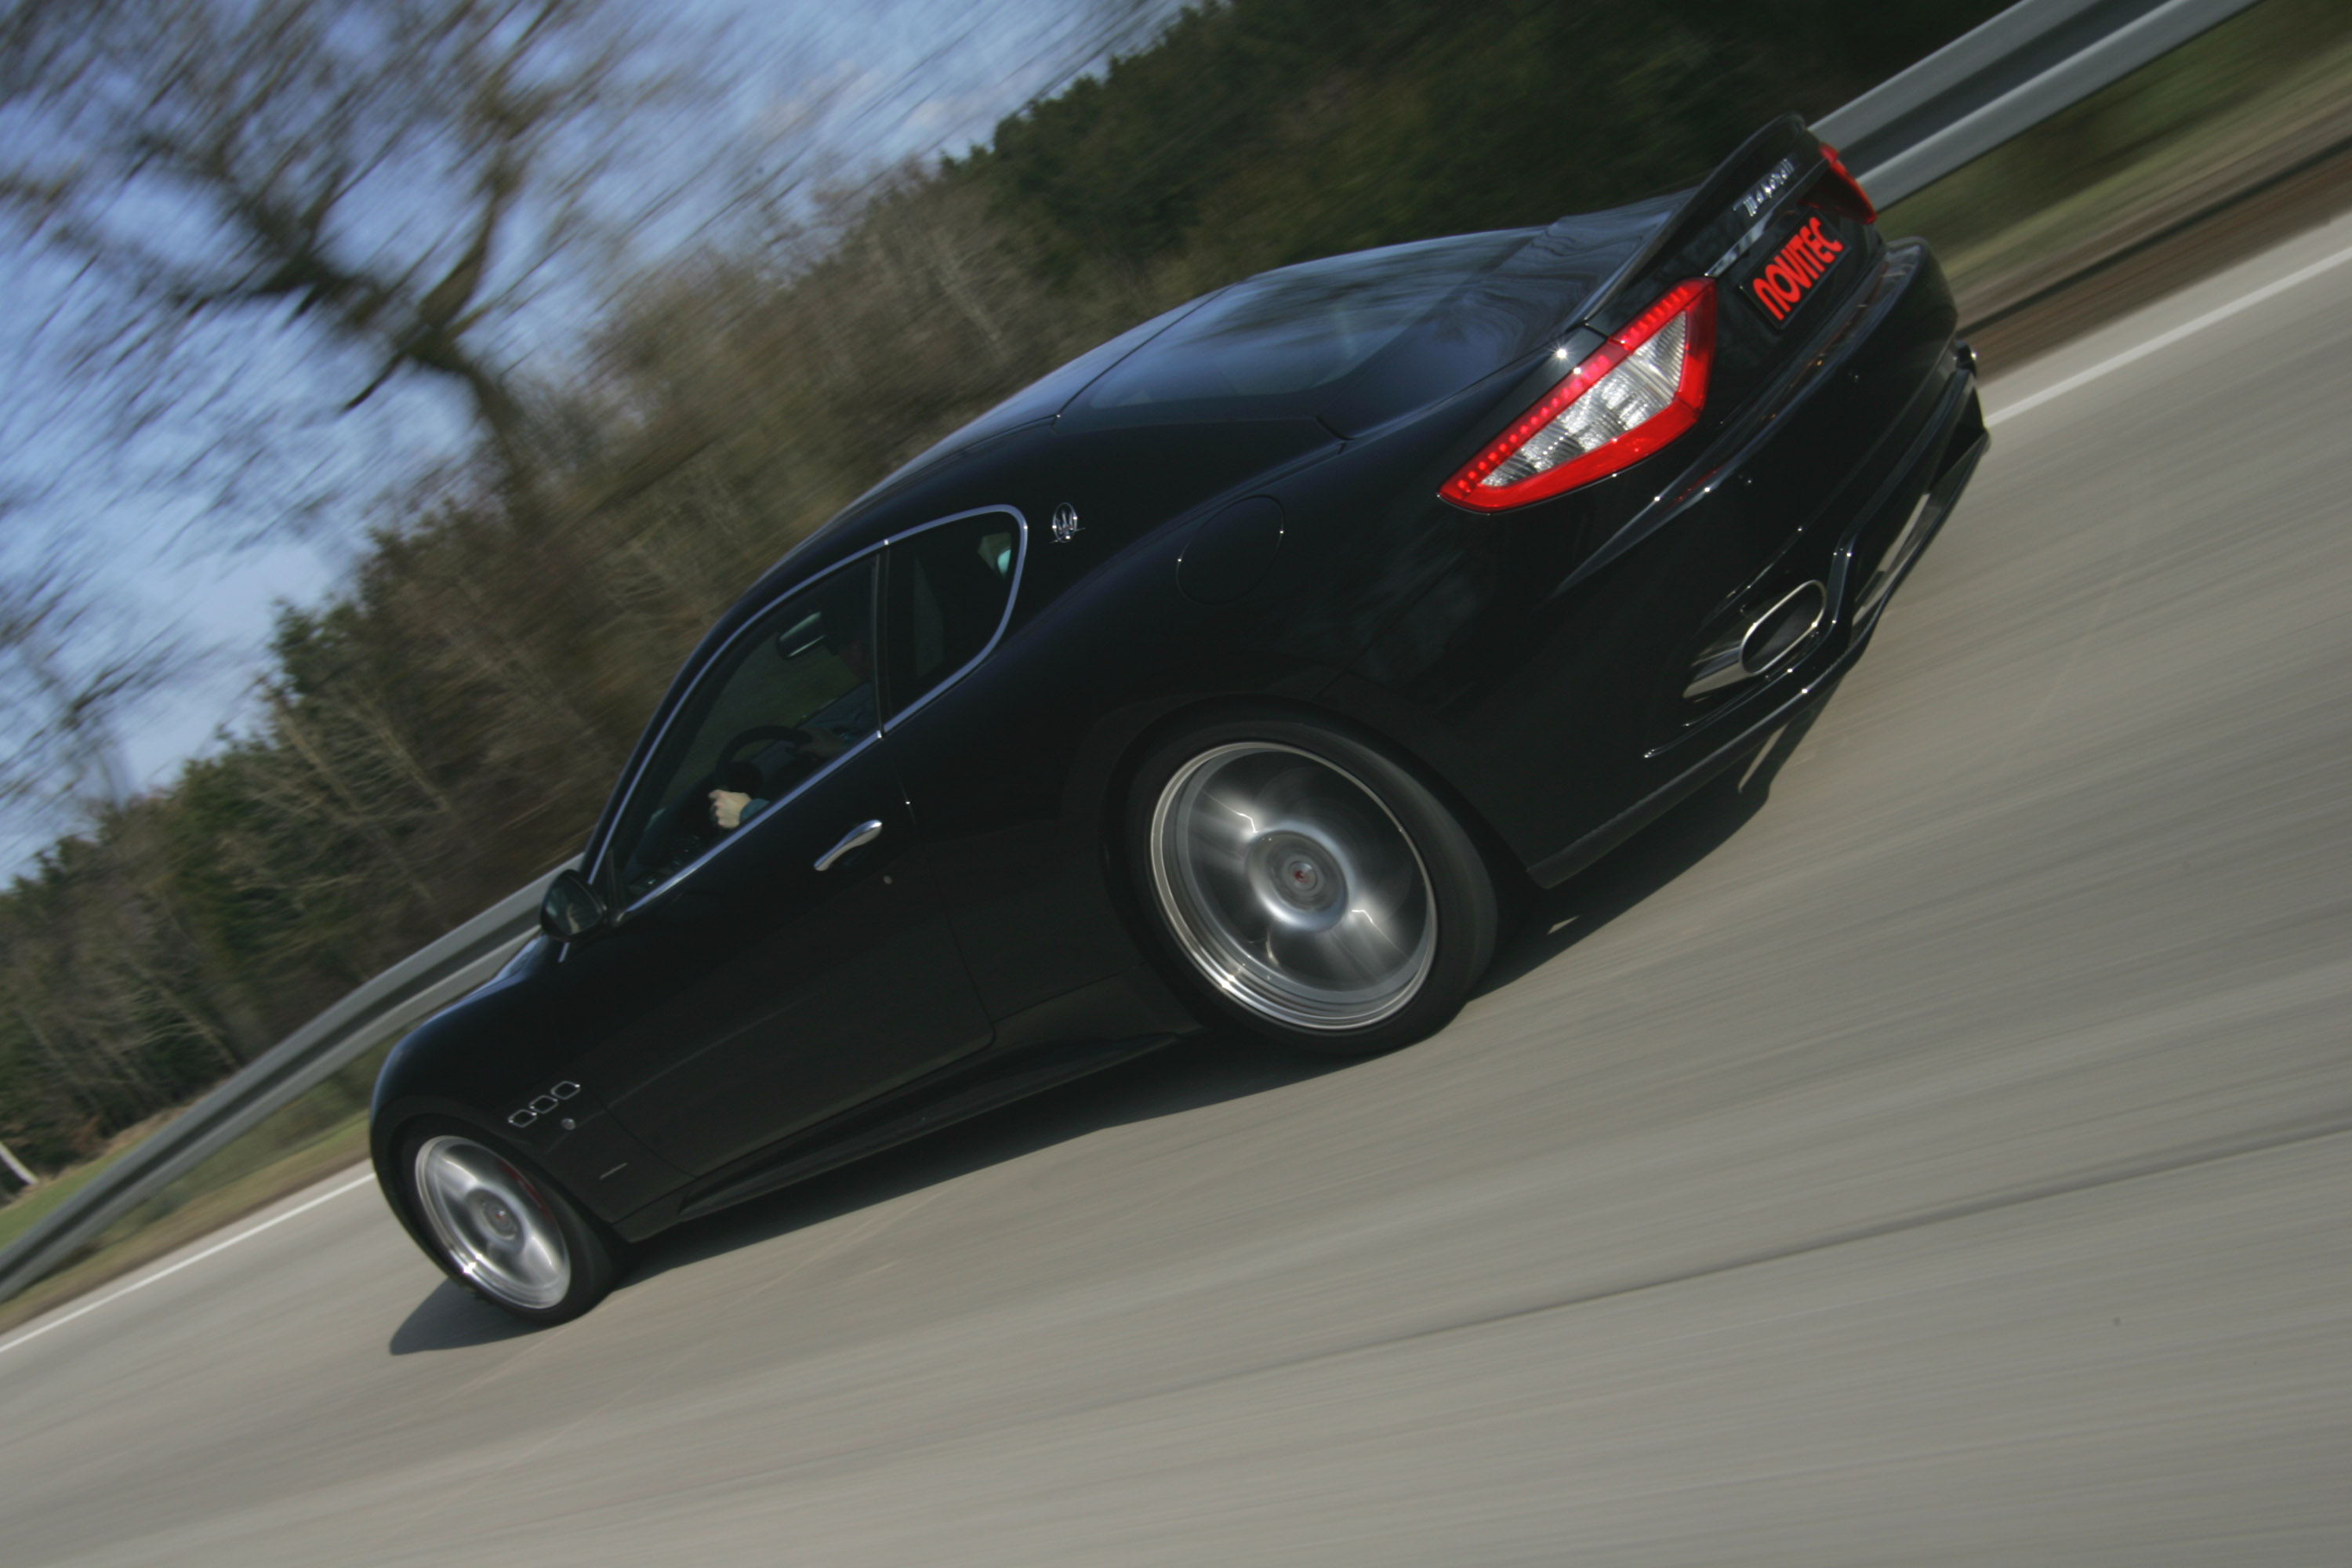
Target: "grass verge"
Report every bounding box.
[1883,0,2352,365]
[0,1147,137,1255]
[0,1040,397,1341]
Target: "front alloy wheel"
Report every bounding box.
[402,1126,622,1323]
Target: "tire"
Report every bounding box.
[1127,712,1499,1056]
[397,1120,627,1325]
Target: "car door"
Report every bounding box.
[557,551,993,1178]
[870,503,1138,1021]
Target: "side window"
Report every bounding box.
[881,511,1021,720]
[607,558,878,902]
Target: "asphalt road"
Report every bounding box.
[5,215,2351,1566]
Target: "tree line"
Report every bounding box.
[0,0,2004,1171]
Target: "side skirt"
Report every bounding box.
[615,1032,1181,1240]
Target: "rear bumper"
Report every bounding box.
[1528,374,1985,886]
[1319,238,1984,887]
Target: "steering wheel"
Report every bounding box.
[718,725,811,769]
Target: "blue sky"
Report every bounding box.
[0,0,1174,871]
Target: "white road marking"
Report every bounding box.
[1987,235,2352,426]
[0,1171,376,1363]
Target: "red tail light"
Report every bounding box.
[1818,143,1877,223]
[1440,279,1716,511]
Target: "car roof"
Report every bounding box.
[694,198,1688,706]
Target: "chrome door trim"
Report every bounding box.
[586,503,1028,911]
[614,730,884,918]
[590,545,885,912]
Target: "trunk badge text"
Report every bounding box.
[1743,216,1846,326]
[1737,157,1796,220]
[1051,503,1082,542]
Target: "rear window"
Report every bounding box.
[964,299,1207,431]
[1058,195,1682,436]
[1073,230,1535,423]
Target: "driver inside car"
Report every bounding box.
[707,630,875,830]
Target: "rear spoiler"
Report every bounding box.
[1577,115,1868,339]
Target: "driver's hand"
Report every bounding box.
[709,789,753,830]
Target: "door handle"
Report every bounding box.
[813,818,884,872]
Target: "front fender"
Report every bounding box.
[369,942,686,1232]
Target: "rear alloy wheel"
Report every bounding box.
[403,1126,622,1324]
[1132,716,1498,1055]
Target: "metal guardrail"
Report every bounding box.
[0,0,2281,1307]
[0,871,561,1305]
[1817,0,2267,205]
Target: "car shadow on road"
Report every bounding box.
[622,1025,1347,1295]
[388,1025,1348,1350]
[1475,689,1831,998]
[600,699,1823,1313]
[390,1277,544,1354]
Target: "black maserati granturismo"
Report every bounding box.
[372,115,1987,1321]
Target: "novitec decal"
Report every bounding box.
[1744,216,1846,326]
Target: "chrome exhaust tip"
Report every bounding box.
[1684,579,1828,698]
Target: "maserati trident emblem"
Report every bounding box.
[1051,502,1082,543]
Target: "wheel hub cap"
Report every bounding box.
[413,1135,572,1311]
[469,1192,520,1241]
[1151,742,1435,1030]
[1250,832,1347,928]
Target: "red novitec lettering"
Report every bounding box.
[1750,216,1845,321]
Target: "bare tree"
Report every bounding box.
[0,553,175,840]
[0,0,706,521]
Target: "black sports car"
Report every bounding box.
[372,117,1986,1322]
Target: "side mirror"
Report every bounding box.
[539,869,609,943]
